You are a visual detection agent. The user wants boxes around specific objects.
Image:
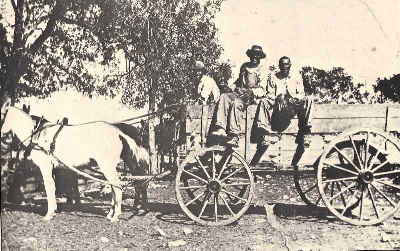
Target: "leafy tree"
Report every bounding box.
[375,74,400,103]
[0,0,228,108]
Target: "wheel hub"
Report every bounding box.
[207,180,221,194]
[358,171,374,184]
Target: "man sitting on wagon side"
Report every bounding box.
[209,45,268,147]
[250,56,313,165]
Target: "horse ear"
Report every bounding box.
[1,97,11,114]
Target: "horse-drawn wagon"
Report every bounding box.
[1,101,399,227]
[173,103,400,226]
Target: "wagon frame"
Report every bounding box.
[171,103,400,226]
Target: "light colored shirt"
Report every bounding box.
[236,62,268,98]
[197,75,220,102]
[266,71,305,100]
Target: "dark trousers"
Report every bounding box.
[250,96,313,144]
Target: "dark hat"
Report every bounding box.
[246,45,266,59]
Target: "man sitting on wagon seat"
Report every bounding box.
[250,56,313,165]
[209,45,268,147]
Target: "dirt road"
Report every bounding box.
[2,175,399,250]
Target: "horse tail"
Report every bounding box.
[117,131,149,174]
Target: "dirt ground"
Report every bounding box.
[1,173,400,251]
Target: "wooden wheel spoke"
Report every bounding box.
[375,179,400,190]
[322,176,358,183]
[367,149,381,171]
[374,169,400,177]
[364,131,370,170]
[359,188,364,221]
[303,183,318,195]
[221,193,236,217]
[330,182,335,198]
[333,146,362,172]
[185,192,206,207]
[214,194,218,222]
[329,182,356,203]
[336,182,347,207]
[198,193,210,219]
[224,182,250,187]
[349,135,363,167]
[315,195,322,205]
[370,160,390,173]
[182,169,208,184]
[370,182,397,208]
[217,153,232,179]
[221,189,247,203]
[341,191,359,216]
[220,167,244,182]
[195,156,211,179]
[212,151,216,179]
[324,162,359,176]
[179,185,207,190]
[367,186,380,219]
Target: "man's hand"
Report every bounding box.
[252,88,265,98]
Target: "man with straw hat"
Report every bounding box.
[209,45,268,147]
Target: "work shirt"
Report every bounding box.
[266,71,305,100]
[236,62,268,98]
[197,75,220,103]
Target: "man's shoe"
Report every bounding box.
[226,135,239,147]
[258,134,280,147]
[303,134,312,148]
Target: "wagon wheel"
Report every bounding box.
[293,164,324,207]
[317,128,400,225]
[175,146,255,226]
[294,140,379,207]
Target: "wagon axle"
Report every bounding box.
[358,170,374,184]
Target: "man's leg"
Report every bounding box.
[294,97,313,147]
[211,93,236,135]
[225,96,244,146]
[249,99,278,166]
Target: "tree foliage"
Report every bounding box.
[375,74,400,103]
[0,0,228,109]
[301,66,381,104]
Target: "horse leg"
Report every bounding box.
[106,187,115,220]
[100,160,122,222]
[31,151,57,221]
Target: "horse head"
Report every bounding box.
[1,105,36,148]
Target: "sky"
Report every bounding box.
[4,0,400,121]
[215,0,400,86]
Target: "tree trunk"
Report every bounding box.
[148,78,158,174]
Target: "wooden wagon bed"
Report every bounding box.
[183,103,400,167]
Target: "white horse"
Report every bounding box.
[1,100,149,222]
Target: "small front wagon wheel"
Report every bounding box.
[175,146,255,226]
[317,128,400,225]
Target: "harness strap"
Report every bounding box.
[49,124,64,154]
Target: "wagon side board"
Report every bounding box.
[184,103,399,167]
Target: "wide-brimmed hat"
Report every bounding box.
[246,45,266,59]
[193,60,205,70]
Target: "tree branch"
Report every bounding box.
[29,0,66,54]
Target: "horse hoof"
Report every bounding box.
[42,215,54,221]
[110,217,119,223]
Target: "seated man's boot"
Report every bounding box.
[226,134,239,147]
[301,125,312,148]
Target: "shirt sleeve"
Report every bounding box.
[265,72,276,100]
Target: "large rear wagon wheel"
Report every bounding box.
[317,128,400,225]
[175,146,255,226]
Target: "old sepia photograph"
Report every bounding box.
[1,0,399,250]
